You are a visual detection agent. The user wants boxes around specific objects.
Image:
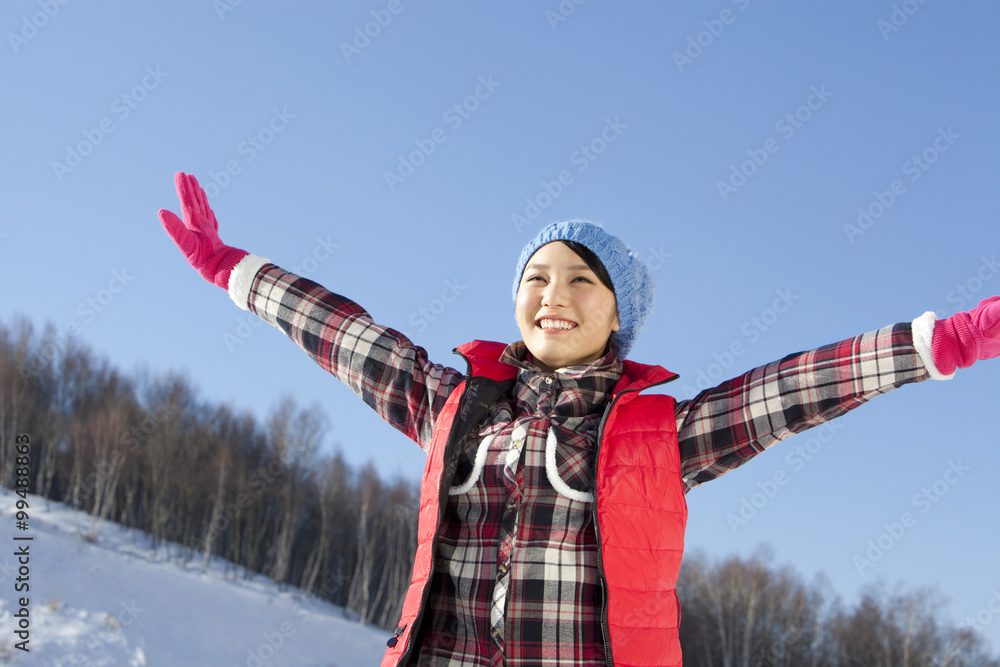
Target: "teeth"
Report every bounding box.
[539,319,575,330]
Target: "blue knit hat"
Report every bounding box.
[512,220,654,359]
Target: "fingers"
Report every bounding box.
[158,208,190,247]
[175,172,219,235]
[974,296,1000,334]
[174,172,197,228]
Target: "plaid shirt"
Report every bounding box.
[239,261,930,666]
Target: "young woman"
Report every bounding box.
[160,171,998,667]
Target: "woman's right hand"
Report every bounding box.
[158,171,248,289]
[932,296,1000,375]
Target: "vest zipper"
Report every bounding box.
[395,350,477,666]
[592,372,678,667]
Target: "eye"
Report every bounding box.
[573,276,594,283]
[526,275,545,283]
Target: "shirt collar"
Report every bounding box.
[500,341,622,379]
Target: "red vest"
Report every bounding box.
[382,341,686,667]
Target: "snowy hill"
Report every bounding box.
[0,489,390,666]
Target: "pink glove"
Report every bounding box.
[931,296,1000,375]
[159,172,248,289]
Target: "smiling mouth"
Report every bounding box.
[536,318,577,331]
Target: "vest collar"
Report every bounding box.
[454,340,679,394]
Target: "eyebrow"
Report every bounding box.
[524,263,593,272]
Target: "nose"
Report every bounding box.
[540,278,567,307]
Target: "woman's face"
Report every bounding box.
[515,241,619,372]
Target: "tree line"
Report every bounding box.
[678,548,998,666]
[0,316,418,629]
[0,316,996,664]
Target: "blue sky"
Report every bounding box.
[3,0,999,652]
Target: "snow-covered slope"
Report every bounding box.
[0,489,389,666]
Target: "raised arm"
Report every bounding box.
[675,299,1000,490]
[159,172,464,450]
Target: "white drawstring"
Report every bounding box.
[545,427,595,503]
[448,426,595,503]
[448,432,496,496]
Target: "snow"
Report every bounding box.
[0,489,390,666]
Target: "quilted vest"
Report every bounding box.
[382,340,686,667]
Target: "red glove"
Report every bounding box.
[931,296,1000,375]
[159,172,248,289]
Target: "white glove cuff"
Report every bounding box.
[228,253,271,311]
[911,310,954,381]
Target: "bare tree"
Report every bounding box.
[202,443,231,572]
[301,453,348,595]
[83,401,131,541]
[266,395,324,586]
[679,549,824,667]
[372,475,419,628]
[0,318,43,488]
[347,462,387,623]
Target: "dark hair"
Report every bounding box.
[560,241,615,295]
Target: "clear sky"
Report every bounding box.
[3,0,999,653]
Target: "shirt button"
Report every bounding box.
[491,627,502,639]
[545,377,553,385]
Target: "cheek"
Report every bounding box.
[515,296,534,328]
[595,297,618,329]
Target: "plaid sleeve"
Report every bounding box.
[674,323,930,490]
[231,256,465,451]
